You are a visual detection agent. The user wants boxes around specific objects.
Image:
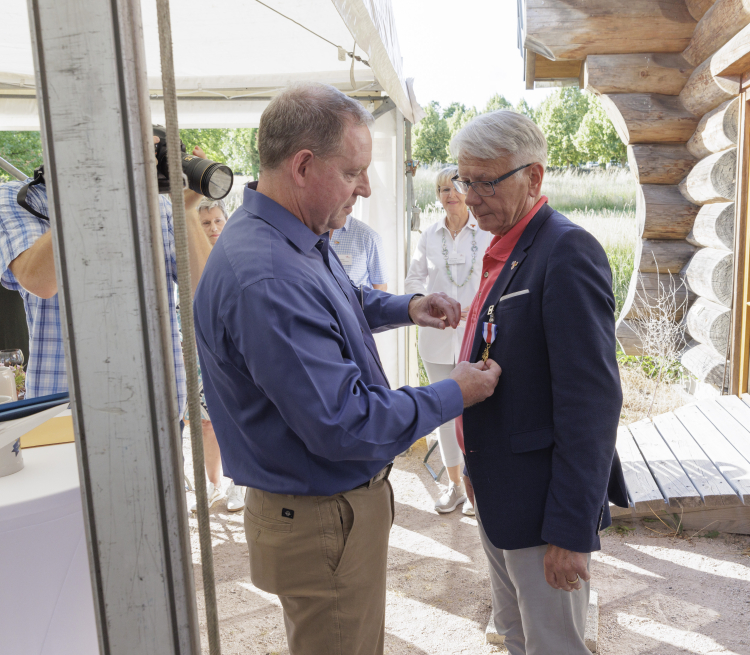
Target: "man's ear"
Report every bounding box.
[290,149,315,188]
[528,163,544,197]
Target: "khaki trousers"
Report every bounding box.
[244,479,394,655]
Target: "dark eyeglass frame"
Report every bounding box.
[451,163,533,197]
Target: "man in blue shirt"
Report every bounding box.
[194,84,501,655]
[329,214,389,290]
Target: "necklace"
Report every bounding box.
[441,227,478,288]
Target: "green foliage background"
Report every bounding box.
[412,87,626,168]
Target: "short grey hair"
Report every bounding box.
[435,165,459,199]
[450,110,547,168]
[258,83,374,171]
[197,197,228,219]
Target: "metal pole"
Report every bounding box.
[27,1,200,653]
[404,120,414,386]
[0,155,27,181]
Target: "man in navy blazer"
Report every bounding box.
[450,110,628,654]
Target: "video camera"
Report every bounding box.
[152,125,233,200]
[16,127,234,220]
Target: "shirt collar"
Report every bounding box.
[242,181,321,253]
[439,211,477,233]
[484,195,548,262]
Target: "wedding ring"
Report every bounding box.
[566,576,579,584]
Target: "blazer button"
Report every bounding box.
[483,271,489,278]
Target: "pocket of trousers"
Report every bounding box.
[326,495,355,575]
[244,508,293,533]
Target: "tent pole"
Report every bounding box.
[27,1,201,653]
[405,119,414,386]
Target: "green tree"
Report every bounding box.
[442,102,466,120]
[0,131,44,181]
[412,101,450,164]
[484,94,512,113]
[573,95,627,165]
[445,105,478,162]
[535,87,590,167]
[180,127,260,177]
[513,98,536,122]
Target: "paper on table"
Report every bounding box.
[0,403,70,450]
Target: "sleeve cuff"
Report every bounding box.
[431,378,464,423]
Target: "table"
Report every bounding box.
[0,443,99,655]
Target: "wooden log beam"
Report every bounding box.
[534,54,583,82]
[583,53,693,95]
[525,0,696,62]
[679,54,740,117]
[686,97,739,158]
[628,144,697,184]
[686,296,731,353]
[682,247,734,306]
[683,0,750,67]
[687,0,718,22]
[525,49,536,91]
[624,271,694,321]
[681,339,727,386]
[679,148,737,204]
[687,201,735,249]
[638,240,698,274]
[599,94,700,145]
[637,184,700,239]
[616,318,643,355]
[711,23,750,76]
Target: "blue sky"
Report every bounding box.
[391,0,553,112]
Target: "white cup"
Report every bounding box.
[0,396,11,405]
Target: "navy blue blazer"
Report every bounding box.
[464,203,628,553]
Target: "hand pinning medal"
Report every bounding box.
[481,305,497,362]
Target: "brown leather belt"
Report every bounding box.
[354,462,393,490]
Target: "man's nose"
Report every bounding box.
[357,171,372,199]
[464,188,480,206]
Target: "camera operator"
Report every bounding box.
[0,136,213,420]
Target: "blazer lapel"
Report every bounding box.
[469,203,554,362]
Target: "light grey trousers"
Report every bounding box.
[421,360,464,468]
[476,505,591,655]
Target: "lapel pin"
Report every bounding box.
[511,261,519,270]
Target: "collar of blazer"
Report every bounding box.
[469,202,554,363]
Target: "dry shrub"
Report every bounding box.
[619,364,686,425]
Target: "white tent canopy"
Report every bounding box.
[1,0,422,386]
[1,0,422,128]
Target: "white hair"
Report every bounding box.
[197,197,228,219]
[450,110,547,168]
[435,164,459,199]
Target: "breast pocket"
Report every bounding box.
[496,290,531,311]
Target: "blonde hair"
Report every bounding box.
[450,110,547,168]
[435,165,460,200]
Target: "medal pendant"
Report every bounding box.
[481,343,491,362]
[481,321,498,363]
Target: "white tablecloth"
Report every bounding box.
[0,443,99,655]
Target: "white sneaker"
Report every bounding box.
[225,481,245,512]
[462,497,475,516]
[189,481,225,513]
[434,483,467,513]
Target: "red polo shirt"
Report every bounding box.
[455,196,548,452]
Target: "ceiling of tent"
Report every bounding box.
[0,0,419,129]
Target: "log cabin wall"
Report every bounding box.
[522,0,750,392]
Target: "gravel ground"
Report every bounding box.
[185,437,750,654]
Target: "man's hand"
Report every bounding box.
[544,544,590,592]
[450,359,501,408]
[409,292,461,329]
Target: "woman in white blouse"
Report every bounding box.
[405,165,492,515]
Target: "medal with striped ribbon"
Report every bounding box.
[481,306,497,362]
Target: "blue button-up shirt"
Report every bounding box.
[330,215,388,287]
[194,185,463,496]
[0,179,186,415]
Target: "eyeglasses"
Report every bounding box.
[451,163,533,197]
